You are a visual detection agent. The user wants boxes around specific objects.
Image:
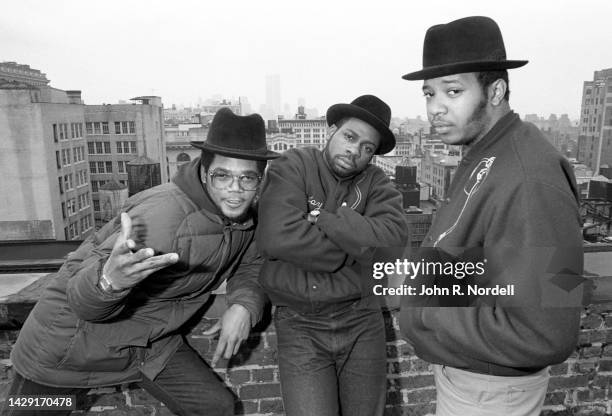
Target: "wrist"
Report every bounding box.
[98,273,127,294]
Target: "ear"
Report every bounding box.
[489,79,507,106]
[327,124,338,139]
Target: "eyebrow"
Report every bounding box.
[211,168,260,175]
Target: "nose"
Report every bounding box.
[427,95,447,119]
[227,175,243,192]
[345,141,360,158]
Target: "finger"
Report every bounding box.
[211,337,226,367]
[232,338,242,356]
[224,338,238,359]
[202,322,221,336]
[131,253,179,272]
[120,212,132,241]
[126,247,156,264]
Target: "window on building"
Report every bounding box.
[120,180,127,187]
[117,142,123,153]
[102,122,109,134]
[87,142,94,154]
[118,161,126,173]
[177,153,191,163]
[130,141,137,153]
[95,142,103,154]
[93,122,101,135]
[104,142,111,154]
[106,161,113,173]
[129,121,136,134]
[97,161,106,173]
[122,122,128,134]
[115,121,121,134]
[93,199,100,211]
[58,177,63,194]
[56,151,61,169]
[53,124,58,143]
[89,162,97,173]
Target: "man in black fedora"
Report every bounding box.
[6,108,279,416]
[399,16,583,416]
[257,95,408,416]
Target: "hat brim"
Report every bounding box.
[326,104,396,155]
[191,141,280,160]
[402,59,528,81]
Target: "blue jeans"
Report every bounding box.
[2,340,234,416]
[274,297,387,416]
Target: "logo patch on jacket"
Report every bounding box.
[308,196,323,211]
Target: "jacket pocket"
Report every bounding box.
[56,319,151,372]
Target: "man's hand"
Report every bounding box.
[101,212,179,291]
[202,304,252,366]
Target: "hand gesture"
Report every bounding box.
[102,212,179,291]
[202,304,251,366]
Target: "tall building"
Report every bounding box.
[265,74,281,120]
[0,82,93,241]
[1,62,168,239]
[85,96,167,229]
[578,68,612,174]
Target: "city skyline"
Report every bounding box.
[2,0,610,120]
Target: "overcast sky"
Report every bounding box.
[2,0,610,120]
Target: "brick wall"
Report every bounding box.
[1,303,611,415]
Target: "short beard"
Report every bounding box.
[464,95,490,146]
[323,140,355,178]
[221,207,254,224]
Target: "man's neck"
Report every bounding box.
[462,105,512,156]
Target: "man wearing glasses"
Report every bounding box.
[257,95,408,416]
[6,108,279,416]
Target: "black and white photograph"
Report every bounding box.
[1,1,611,415]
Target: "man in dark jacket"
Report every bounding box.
[399,16,584,416]
[4,108,279,416]
[257,95,409,416]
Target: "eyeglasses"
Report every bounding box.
[208,170,262,191]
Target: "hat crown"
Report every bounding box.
[206,108,266,151]
[190,108,279,160]
[424,16,506,67]
[350,95,391,126]
[402,16,527,80]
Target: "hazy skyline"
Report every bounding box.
[2,0,610,120]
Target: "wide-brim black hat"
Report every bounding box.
[326,94,395,155]
[191,108,280,160]
[402,16,528,81]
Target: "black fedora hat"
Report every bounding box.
[191,108,280,160]
[326,95,395,155]
[402,16,528,81]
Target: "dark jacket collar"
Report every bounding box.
[461,111,520,164]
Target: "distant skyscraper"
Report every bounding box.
[577,68,612,174]
[265,74,281,120]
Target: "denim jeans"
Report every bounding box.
[433,364,550,416]
[2,340,234,416]
[274,297,387,416]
